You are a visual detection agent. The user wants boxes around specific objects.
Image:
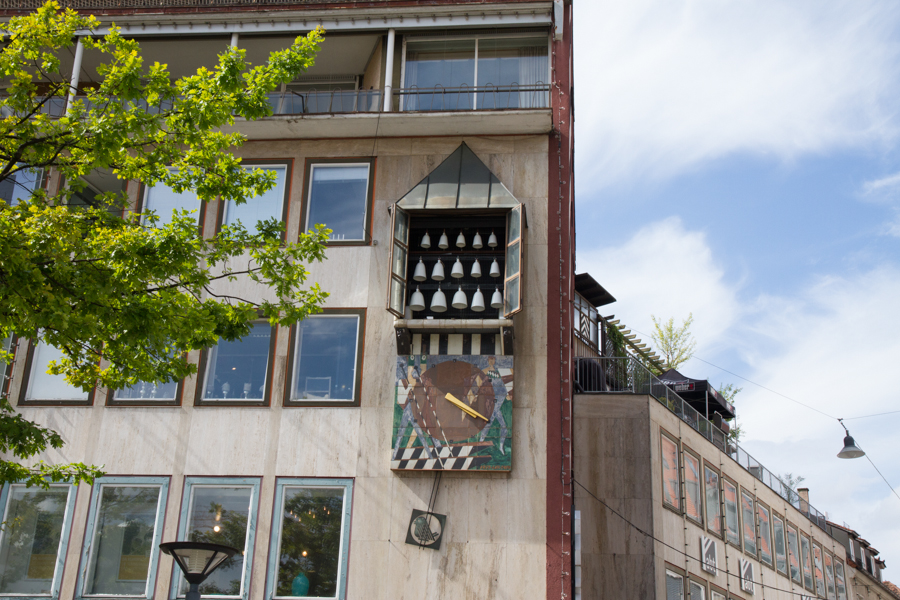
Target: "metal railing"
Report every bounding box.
[397,83,550,112]
[267,88,382,115]
[574,354,829,532]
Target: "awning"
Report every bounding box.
[658,368,736,419]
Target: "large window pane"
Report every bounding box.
[688,581,705,600]
[684,453,702,523]
[773,514,788,575]
[787,524,802,584]
[665,570,683,600]
[0,167,44,206]
[84,485,163,596]
[306,165,369,241]
[800,532,814,590]
[813,542,826,597]
[179,486,253,597]
[704,467,721,535]
[661,435,680,510]
[203,322,272,402]
[757,504,772,566]
[723,480,740,546]
[142,178,200,228]
[0,485,71,594]
[476,37,548,108]
[274,486,348,598]
[114,379,179,402]
[824,551,836,600]
[26,342,89,402]
[223,166,287,231]
[740,490,756,556]
[834,559,847,600]
[404,40,475,111]
[291,315,360,403]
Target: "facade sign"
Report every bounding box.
[701,535,718,575]
[740,559,755,594]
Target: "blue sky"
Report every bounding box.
[574,0,900,568]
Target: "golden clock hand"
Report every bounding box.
[444,393,488,421]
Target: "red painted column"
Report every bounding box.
[546,1,575,599]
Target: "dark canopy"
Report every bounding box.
[658,369,736,420]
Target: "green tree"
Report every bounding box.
[651,313,696,371]
[780,472,806,504]
[0,2,328,488]
[718,382,744,442]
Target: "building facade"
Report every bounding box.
[0,1,576,599]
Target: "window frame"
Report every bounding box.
[75,476,170,600]
[703,462,722,538]
[739,488,757,558]
[824,549,836,600]
[660,430,681,513]
[722,477,741,547]
[283,309,366,407]
[786,520,803,586]
[18,339,95,407]
[800,530,814,592]
[0,165,48,206]
[300,158,375,246]
[755,499,773,569]
[833,557,847,600]
[106,364,185,408]
[265,478,354,600]
[771,510,788,577]
[0,482,77,599]
[137,173,206,232]
[709,586,727,600]
[812,541,826,598]
[664,565,686,600]
[687,576,708,600]
[215,160,293,239]
[194,321,278,407]
[170,477,261,600]
[0,334,17,399]
[682,446,703,525]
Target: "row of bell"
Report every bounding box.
[413,258,500,281]
[409,286,503,313]
[421,230,498,250]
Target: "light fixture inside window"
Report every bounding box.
[438,230,449,249]
[456,232,466,248]
[420,231,431,249]
[472,231,483,249]
[431,259,445,281]
[413,259,427,282]
[431,286,447,313]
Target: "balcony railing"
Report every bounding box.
[575,354,829,532]
[398,84,550,112]
[266,89,382,115]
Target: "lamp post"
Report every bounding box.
[837,418,865,460]
[160,541,240,600]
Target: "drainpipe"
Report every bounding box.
[230,32,239,48]
[65,37,84,116]
[382,28,395,112]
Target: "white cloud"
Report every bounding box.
[576,216,741,361]
[575,0,900,189]
[583,218,900,564]
[862,171,900,196]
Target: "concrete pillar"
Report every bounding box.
[382,28,395,112]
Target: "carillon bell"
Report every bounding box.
[488,230,498,248]
[472,231,483,249]
[451,258,465,278]
[456,232,466,248]
[420,231,431,249]
[409,287,426,312]
[431,286,447,312]
[471,259,482,278]
[471,287,485,312]
[438,230,449,249]
[491,287,503,309]
[489,259,501,278]
[452,286,468,309]
[432,259,445,281]
[413,259,427,281]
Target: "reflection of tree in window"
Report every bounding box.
[180,487,252,596]
[293,316,359,401]
[276,488,345,598]
[204,323,271,401]
[0,487,67,594]
[306,165,368,241]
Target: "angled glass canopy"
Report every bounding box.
[397,142,518,209]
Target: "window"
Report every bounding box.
[787,523,802,585]
[76,477,169,600]
[171,478,260,600]
[661,434,680,511]
[141,174,202,228]
[402,36,549,111]
[108,351,183,406]
[723,479,740,546]
[834,558,847,600]
[0,166,46,206]
[824,551,836,600]
[220,164,290,233]
[756,502,772,567]
[704,465,722,536]
[689,580,706,600]
[197,322,275,406]
[740,490,756,556]
[813,542,826,597]
[800,532,814,591]
[0,483,76,597]
[665,570,684,600]
[303,160,374,243]
[21,340,92,405]
[683,451,702,523]
[711,591,726,600]
[265,479,353,600]
[286,310,365,406]
[0,335,14,395]
[772,513,788,576]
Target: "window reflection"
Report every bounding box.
[306,164,369,241]
[203,322,272,402]
[291,315,360,403]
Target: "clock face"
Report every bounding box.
[407,360,495,442]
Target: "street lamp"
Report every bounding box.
[837,419,865,460]
[160,541,240,600]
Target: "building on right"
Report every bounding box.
[570,287,898,600]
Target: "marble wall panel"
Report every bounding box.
[94,408,185,473]
[184,409,273,474]
[346,540,390,600]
